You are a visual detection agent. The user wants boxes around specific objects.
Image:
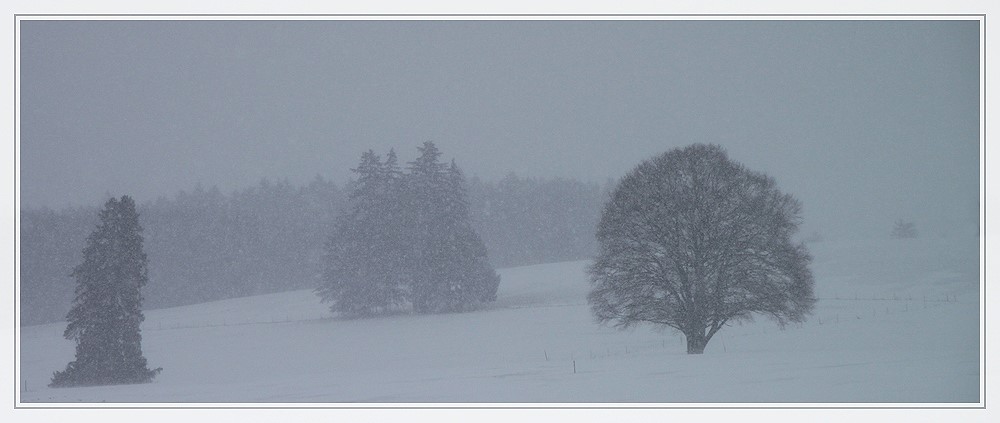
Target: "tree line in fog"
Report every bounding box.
[20,168,610,325]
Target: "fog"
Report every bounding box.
[19,20,980,239]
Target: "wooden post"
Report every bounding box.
[573,360,576,374]
[544,350,548,361]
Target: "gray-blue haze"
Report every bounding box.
[20,20,979,239]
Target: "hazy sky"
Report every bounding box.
[19,20,980,238]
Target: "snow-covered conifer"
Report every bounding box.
[50,196,161,387]
[319,151,409,317]
[405,143,499,313]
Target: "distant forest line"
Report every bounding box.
[20,174,611,326]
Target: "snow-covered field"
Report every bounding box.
[18,235,980,404]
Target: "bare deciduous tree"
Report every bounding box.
[588,144,815,354]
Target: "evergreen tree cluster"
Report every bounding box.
[318,142,499,317]
[20,179,344,325]
[140,179,343,309]
[468,174,611,267]
[20,162,604,326]
[50,196,161,387]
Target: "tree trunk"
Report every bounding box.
[685,331,708,354]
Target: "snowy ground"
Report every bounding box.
[17,235,980,404]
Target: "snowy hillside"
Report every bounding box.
[18,235,980,404]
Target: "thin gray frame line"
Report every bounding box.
[11,13,989,17]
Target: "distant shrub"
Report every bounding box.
[890,220,918,239]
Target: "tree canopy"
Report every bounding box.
[588,144,815,354]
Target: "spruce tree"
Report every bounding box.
[406,143,499,313]
[319,150,408,317]
[50,196,161,387]
[406,142,452,313]
[442,160,499,306]
[376,148,412,308]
